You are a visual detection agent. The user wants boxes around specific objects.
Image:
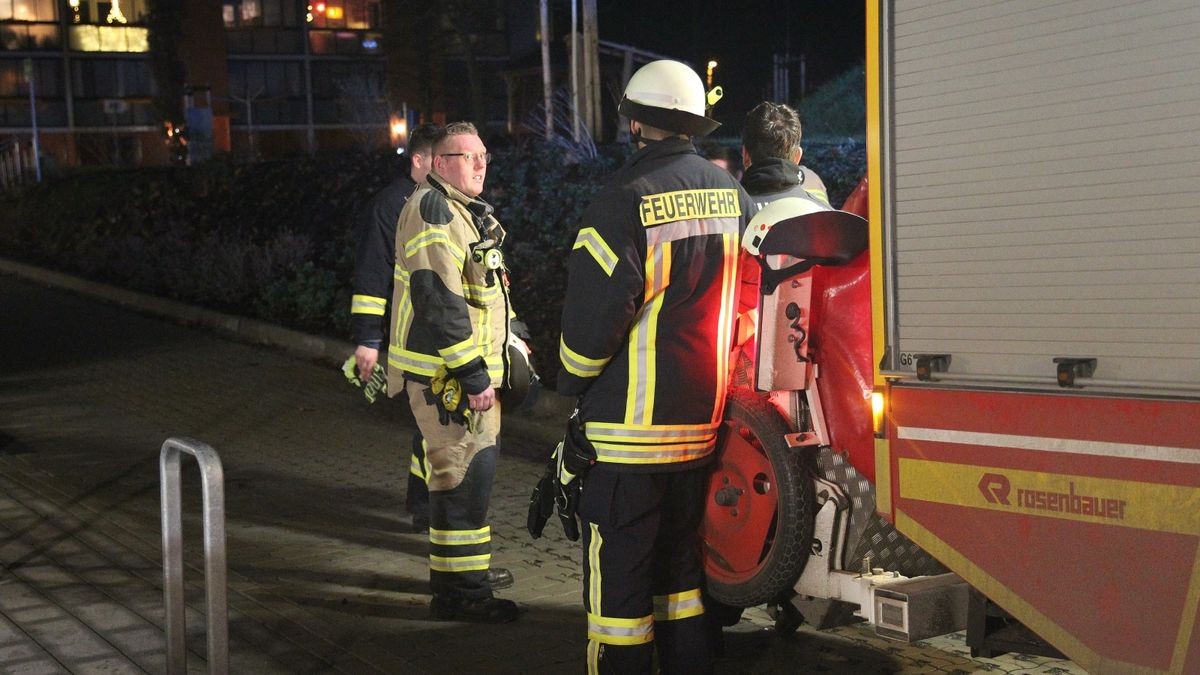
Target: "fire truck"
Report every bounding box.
[702,2,1200,673]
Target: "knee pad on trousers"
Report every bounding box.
[430,445,497,528]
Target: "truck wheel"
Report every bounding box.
[703,387,814,608]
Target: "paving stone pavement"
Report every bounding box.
[0,268,1089,674]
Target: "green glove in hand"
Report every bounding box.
[342,355,388,403]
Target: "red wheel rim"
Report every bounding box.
[704,420,779,584]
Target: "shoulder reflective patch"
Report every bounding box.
[419,190,454,225]
[639,189,741,227]
[572,227,618,276]
[403,229,466,265]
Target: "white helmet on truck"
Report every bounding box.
[618,59,722,137]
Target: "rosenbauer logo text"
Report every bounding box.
[977,473,1126,521]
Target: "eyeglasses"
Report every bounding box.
[439,152,493,165]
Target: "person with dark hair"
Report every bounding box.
[348,122,443,530]
[387,121,520,623]
[553,60,756,673]
[740,101,829,207]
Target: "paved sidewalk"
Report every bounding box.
[0,267,1087,674]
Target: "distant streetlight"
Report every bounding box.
[706,60,718,89]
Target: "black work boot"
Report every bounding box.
[430,595,519,623]
[487,567,514,590]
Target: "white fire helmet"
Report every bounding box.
[618,59,722,137]
[501,334,541,412]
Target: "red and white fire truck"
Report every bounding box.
[702,2,1200,673]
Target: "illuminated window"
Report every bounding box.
[224,0,298,28]
[0,0,57,22]
[69,0,149,25]
[309,0,378,30]
[69,24,148,52]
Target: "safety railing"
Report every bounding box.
[160,437,228,674]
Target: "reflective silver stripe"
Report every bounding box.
[388,346,439,376]
[645,216,740,246]
[653,589,704,621]
[439,337,482,369]
[712,232,738,423]
[586,422,719,442]
[627,242,669,425]
[561,337,609,378]
[586,613,654,645]
[594,442,714,463]
[573,227,618,276]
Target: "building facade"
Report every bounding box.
[1,0,521,169]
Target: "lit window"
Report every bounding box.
[240,0,260,23]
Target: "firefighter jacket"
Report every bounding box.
[558,137,757,472]
[741,157,831,209]
[387,173,510,396]
[349,172,417,348]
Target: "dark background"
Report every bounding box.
[596,1,866,134]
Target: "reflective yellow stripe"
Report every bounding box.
[388,344,439,376]
[439,336,484,369]
[587,640,600,675]
[712,232,738,422]
[653,588,705,621]
[560,337,610,378]
[429,526,490,546]
[804,186,829,204]
[626,242,669,425]
[409,451,428,480]
[429,553,490,573]
[587,613,655,645]
[464,282,501,304]
[585,421,719,443]
[350,294,387,316]
[588,522,603,627]
[404,229,466,265]
[592,440,714,464]
[573,227,618,277]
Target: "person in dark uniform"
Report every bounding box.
[350,122,442,531]
[556,60,756,674]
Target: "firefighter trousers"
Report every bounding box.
[577,464,713,675]
[405,380,501,599]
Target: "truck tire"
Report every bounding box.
[703,387,814,607]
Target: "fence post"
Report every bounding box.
[160,437,228,674]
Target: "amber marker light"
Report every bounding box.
[871,388,886,438]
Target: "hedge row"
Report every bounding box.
[0,138,863,388]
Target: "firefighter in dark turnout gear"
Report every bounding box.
[349,123,441,534]
[387,122,519,623]
[557,60,757,674]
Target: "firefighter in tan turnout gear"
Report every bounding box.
[386,121,520,623]
[556,60,757,673]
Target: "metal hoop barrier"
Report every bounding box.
[160,437,228,674]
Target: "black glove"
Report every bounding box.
[527,439,584,541]
[528,410,596,541]
[527,456,557,539]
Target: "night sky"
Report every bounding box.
[594,1,865,135]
